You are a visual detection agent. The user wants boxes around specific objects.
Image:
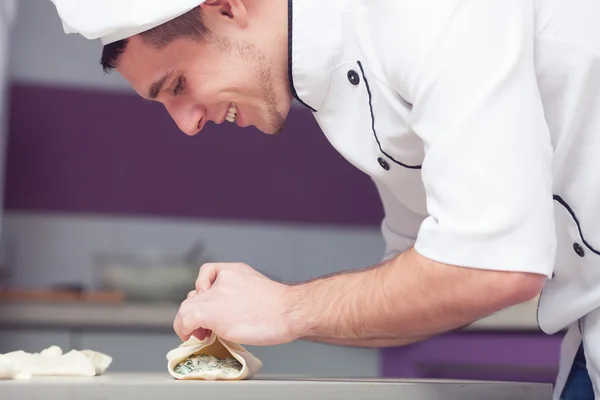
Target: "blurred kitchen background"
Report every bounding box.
[0,0,560,383]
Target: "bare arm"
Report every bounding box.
[303,335,432,348]
[284,247,544,345]
[304,324,475,348]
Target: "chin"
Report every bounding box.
[256,125,281,135]
[251,102,291,134]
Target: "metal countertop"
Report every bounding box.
[0,373,553,400]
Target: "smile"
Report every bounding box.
[226,103,238,123]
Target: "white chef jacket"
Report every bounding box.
[288,0,600,397]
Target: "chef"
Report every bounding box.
[49,0,600,398]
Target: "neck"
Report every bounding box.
[260,0,290,75]
[262,0,293,103]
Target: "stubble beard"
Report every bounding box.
[215,33,286,134]
[259,65,286,134]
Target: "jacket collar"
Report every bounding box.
[288,0,342,112]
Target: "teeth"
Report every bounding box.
[226,103,237,123]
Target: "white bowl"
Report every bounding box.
[92,249,205,303]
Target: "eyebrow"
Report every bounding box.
[148,70,175,100]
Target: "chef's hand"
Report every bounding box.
[173,263,298,346]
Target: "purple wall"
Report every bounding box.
[3,83,384,226]
[382,331,563,383]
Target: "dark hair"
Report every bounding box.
[100,6,209,73]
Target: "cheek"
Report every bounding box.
[161,100,181,122]
[163,98,196,122]
[189,78,245,103]
[187,62,261,102]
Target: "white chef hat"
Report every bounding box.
[49,0,207,45]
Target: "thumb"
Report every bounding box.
[191,328,213,341]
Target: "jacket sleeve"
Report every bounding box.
[407,0,555,276]
[372,179,426,263]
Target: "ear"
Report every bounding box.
[201,0,248,29]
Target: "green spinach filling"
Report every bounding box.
[174,353,243,377]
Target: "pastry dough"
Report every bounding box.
[166,333,262,380]
[0,354,20,380]
[0,346,112,380]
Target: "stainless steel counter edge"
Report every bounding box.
[0,298,542,332]
[0,373,554,400]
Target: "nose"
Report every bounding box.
[165,103,206,136]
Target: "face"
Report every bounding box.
[117,0,293,136]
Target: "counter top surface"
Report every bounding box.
[0,296,542,332]
[0,373,553,400]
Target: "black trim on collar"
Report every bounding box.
[553,195,600,256]
[357,61,422,170]
[535,194,599,333]
[287,0,317,112]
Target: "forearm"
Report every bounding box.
[304,334,432,348]
[285,247,543,342]
[304,323,475,348]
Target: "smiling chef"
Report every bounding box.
[48,0,600,398]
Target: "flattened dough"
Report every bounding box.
[0,346,112,380]
[166,333,262,380]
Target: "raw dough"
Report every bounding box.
[0,354,20,380]
[0,345,112,380]
[166,333,262,380]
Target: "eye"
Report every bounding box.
[172,76,186,96]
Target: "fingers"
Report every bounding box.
[177,262,249,342]
[195,262,246,292]
[175,289,208,341]
[174,311,200,342]
[173,296,213,342]
[190,328,212,341]
[195,263,221,292]
[173,309,189,342]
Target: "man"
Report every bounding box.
[49,1,600,398]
